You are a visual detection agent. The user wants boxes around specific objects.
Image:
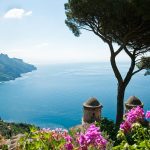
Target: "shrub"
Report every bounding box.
[1,107,150,149]
[0,119,38,139]
[113,106,150,150]
[96,117,118,142]
[19,124,108,150]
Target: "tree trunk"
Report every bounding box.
[116,83,126,126]
[108,43,135,126]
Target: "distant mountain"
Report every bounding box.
[0,53,36,82]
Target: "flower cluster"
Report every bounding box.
[126,106,144,123]
[120,121,132,133]
[34,128,73,149]
[78,124,107,150]
[146,111,150,119]
[39,127,68,141]
[20,124,107,150]
[64,135,73,150]
[120,106,143,133]
[117,107,150,150]
[120,106,149,133]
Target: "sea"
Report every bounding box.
[0,62,149,129]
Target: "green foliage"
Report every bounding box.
[136,57,150,76]
[19,124,109,150]
[96,117,118,141]
[0,117,147,150]
[65,0,150,50]
[0,119,38,139]
[19,127,67,150]
[0,145,8,150]
[1,115,149,149]
[113,122,150,149]
[137,57,150,69]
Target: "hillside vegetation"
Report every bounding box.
[0,118,38,139]
[0,54,36,82]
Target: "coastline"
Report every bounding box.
[0,68,37,84]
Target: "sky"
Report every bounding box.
[0,0,129,65]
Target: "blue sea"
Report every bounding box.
[0,62,149,129]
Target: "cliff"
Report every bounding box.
[0,54,36,82]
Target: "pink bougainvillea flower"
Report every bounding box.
[65,142,74,150]
[120,121,132,133]
[126,106,144,123]
[78,124,107,149]
[120,106,147,134]
[146,111,150,119]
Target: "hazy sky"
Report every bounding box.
[0,0,128,64]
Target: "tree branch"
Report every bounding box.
[124,57,136,87]
[135,58,142,63]
[78,27,93,31]
[135,48,150,56]
[109,43,123,83]
[132,68,143,76]
[85,22,108,43]
[114,44,125,56]
[124,46,133,58]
